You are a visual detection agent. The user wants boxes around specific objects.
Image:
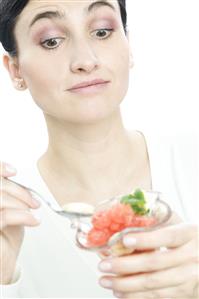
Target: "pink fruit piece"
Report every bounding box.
[109,203,134,224]
[109,222,125,233]
[87,227,112,247]
[92,210,111,229]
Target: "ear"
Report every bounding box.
[126,30,134,69]
[3,54,27,91]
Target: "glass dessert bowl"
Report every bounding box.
[75,189,172,257]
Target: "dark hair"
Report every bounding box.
[0,0,127,57]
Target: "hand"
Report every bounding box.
[0,162,41,284]
[98,214,199,298]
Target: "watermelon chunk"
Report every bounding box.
[87,228,112,247]
[92,210,111,229]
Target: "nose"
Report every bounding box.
[70,40,100,74]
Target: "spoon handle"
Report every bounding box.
[6,178,61,211]
[6,178,93,221]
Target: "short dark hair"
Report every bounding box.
[0,0,127,57]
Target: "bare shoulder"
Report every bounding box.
[126,130,148,155]
[126,129,150,170]
[126,129,152,189]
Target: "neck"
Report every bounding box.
[38,109,140,204]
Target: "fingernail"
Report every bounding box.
[114,292,123,298]
[34,214,42,222]
[31,197,41,208]
[123,236,137,248]
[5,164,17,174]
[31,194,41,207]
[99,261,112,272]
[100,278,112,289]
[31,210,42,222]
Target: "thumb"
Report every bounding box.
[0,161,17,177]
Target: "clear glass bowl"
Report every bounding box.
[75,190,172,257]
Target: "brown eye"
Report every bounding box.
[41,37,64,50]
[91,29,114,39]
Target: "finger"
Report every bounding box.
[113,283,187,298]
[122,222,198,250]
[0,208,41,229]
[1,178,40,209]
[99,263,196,292]
[99,241,196,275]
[0,191,39,210]
[0,161,17,177]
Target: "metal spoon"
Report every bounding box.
[7,178,94,226]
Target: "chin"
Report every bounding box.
[78,100,122,123]
[72,110,116,124]
[64,104,120,125]
[44,94,123,124]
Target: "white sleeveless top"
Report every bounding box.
[2,131,198,298]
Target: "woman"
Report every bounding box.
[0,0,198,297]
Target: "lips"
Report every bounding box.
[67,79,110,91]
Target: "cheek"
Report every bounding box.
[114,40,130,73]
[19,54,64,107]
[21,57,59,86]
[101,37,130,77]
[107,41,130,98]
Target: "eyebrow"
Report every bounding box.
[88,0,116,13]
[29,10,64,28]
[29,0,116,29]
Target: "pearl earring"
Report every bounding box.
[18,82,23,88]
[15,78,24,89]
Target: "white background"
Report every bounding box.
[0,0,198,166]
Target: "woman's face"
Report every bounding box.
[14,0,131,123]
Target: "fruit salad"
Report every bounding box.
[86,188,157,254]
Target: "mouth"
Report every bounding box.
[67,79,111,95]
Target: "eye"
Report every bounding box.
[40,37,64,50]
[91,28,114,39]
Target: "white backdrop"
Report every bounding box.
[0,0,198,166]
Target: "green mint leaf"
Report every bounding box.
[132,188,146,201]
[120,194,134,204]
[120,188,150,215]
